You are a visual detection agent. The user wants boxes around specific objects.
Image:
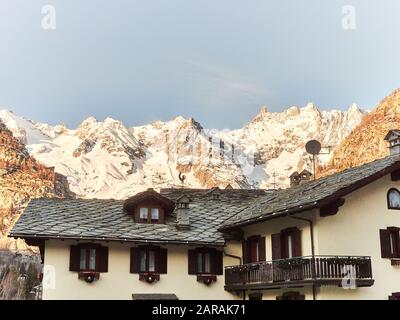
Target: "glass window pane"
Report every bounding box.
[389,190,400,208]
[204,253,211,273]
[140,208,148,220]
[80,248,86,270]
[149,251,155,272]
[197,253,203,273]
[89,249,96,270]
[140,250,147,272]
[151,208,159,221]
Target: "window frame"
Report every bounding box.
[139,247,159,273]
[388,227,400,258]
[79,244,98,272]
[196,251,212,274]
[137,206,161,224]
[387,188,400,210]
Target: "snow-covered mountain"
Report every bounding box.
[0,104,365,199]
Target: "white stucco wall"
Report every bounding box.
[238,174,400,300]
[315,175,400,300]
[42,240,241,300]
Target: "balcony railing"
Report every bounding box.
[225,255,374,291]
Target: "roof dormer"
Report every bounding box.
[208,187,221,200]
[123,188,175,224]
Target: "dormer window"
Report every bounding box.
[140,208,148,222]
[123,188,175,224]
[151,208,159,223]
[138,207,160,223]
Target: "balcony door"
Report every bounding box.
[243,236,266,263]
[272,227,301,260]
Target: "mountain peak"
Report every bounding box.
[303,102,318,112]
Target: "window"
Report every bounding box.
[243,236,265,263]
[138,207,161,223]
[380,227,400,259]
[271,227,301,260]
[140,248,156,272]
[130,246,167,274]
[79,247,96,271]
[188,248,223,275]
[197,252,211,273]
[388,188,400,209]
[69,244,108,273]
[140,207,148,222]
[151,208,159,223]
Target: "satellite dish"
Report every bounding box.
[305,140,322,155]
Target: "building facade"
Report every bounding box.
[9,132,400,300]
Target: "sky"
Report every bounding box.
[1,0,400,129]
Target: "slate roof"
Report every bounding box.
[10,188,268,246]
[220,154,400,230]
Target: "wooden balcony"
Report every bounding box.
[225,255,374,291]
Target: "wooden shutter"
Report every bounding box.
[292,228,302,257]
[380,229,392,258]
[242,240,249,264]
[271,233,282,260]
[188,249,197,274]
[213,250,223,275]
[69,245,80,271]
[258,237,266,261]
[96,246,108,272]
[130,247,141,273]
[158,248,168,274]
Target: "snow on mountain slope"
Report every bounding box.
[0,104,365,199]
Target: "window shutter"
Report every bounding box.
[242,240,249,264]
[188,249,197,274]
[380,229,392,258]
[69,245,80,271]
[97,246,108,272]
[213,250,223,275]
[258,237,266,261]
[271,233,282,260]
[130,247,141,273]
[292,228,302,257]
[158,248,168,274]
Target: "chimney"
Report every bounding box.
[299,169,312,185]
[290,170,312,187]
[290,171,301,187]
[384,130,400,155]
[175,194,191,230]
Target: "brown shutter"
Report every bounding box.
[97,246,108,272]
[213,250,223,275]
[188,249,197,274]
[292,228,302,257]
[380,229,392,258]
[69,245,80,271]
[158,248,167,274]
[258,237,266,261]
[242,240,249,264]
[271,233,282,260]
[130,247,141,273]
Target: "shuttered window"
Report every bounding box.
[271,227,302,260]
[243,236,266,263]
[188,248,223,275]
[69,244,108,273]
[130,246,167,274]
[380,227,400,258]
